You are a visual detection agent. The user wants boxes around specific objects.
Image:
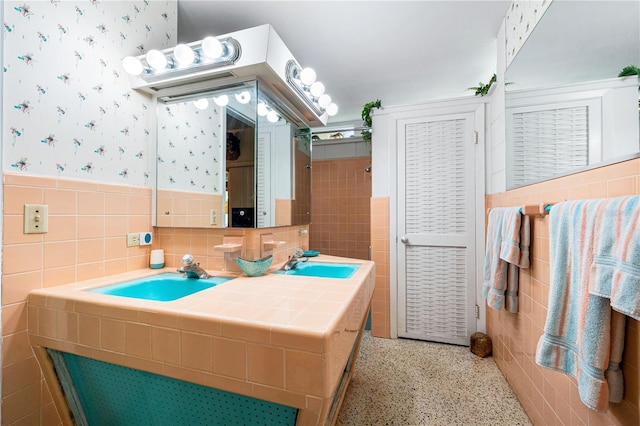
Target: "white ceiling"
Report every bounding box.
[177,1,511,124]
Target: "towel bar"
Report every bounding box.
[519,204,552,216]
[486,204,552,217]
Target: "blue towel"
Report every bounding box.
[535,199,625,411]
[589,196,640,320]
[483,207,529,312]
[587,196,640,404]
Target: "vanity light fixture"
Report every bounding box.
[299,68,317,85]
[235,91,251,104]
[266,110,280,123]
[122,56,144,76]
[146,49,169,71]
[286,60,338,117]
[193,98,209,110]
[318,94,332,109]
[213,95,229,106]
[257,102,269,116]
[325,103,339,116]
[123,25,331,126]
[257,100,281,122]
[173,44,196,66]
[121,36,241,81]
[201,36,224,59]
[310,81,325,97]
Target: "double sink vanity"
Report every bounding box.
[27,255,375,425]
[25,24,376,425]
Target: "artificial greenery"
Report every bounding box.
[618,65,640,77]
[618,65,640,92]
[361,99,382,142]
[468,73,497,96]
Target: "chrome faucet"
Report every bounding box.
[177,254,211,279]
[281,248,307,271]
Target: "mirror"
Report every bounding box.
[505,1,640,188]
[156,81,311,228]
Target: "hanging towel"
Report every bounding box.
[535,199,624,411]
[589,196,640,321]
[483,207,530,312]
[586,195,640,405]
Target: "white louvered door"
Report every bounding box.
[256,132,271,227]
[397,113,477,345]
[506,99,600,188]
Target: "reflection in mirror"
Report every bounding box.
[225,87,257,228]
[156,81,310,228]
[505,1,640,189]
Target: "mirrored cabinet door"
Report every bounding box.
[155,81,311,228]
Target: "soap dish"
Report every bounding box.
[236,255,273,277]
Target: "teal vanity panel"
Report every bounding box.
[56,351,298,426]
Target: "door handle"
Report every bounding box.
[400,236,409,244]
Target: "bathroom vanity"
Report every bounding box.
[27,255,375,425]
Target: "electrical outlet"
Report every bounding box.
[126,233,140,247]
[210,208,218,225]
[24,204,48,234]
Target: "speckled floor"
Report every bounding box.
[336,332,532,425]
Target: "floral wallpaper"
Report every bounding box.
[505,0,553,67]
[156,100,224,194]
[3,0,176,186]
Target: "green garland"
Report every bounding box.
[468,74,497,97]
[618,65,640,77]
[361,99,382,142]
[618,65,640,91]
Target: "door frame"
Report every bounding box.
[386,99,485,339]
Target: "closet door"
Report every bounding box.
[397,112,477,345]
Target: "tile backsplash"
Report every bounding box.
[2,172,154,424]
[2,171,309,424]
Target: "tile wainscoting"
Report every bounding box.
[2,172,308,424]
[486,158,640,425]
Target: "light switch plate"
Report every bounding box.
[210,209,218,225]
[24,204,48,234]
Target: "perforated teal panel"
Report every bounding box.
[57,352,298,426]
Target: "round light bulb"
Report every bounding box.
[201,36,223,59]
[122,56,144,76]
[310,81,325,97]
[174,44,195,66]
[213,94,229,106]
[267,110,280,123]
[299,67,316,86]
[326,103,339,116]
[257,102,269,116]
[235,91,251,104]
[146,49,168,70]
[193,98,209,110]
[318,94,332,109]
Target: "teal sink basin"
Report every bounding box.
[274,262,360,279]
[87,273,232,301]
